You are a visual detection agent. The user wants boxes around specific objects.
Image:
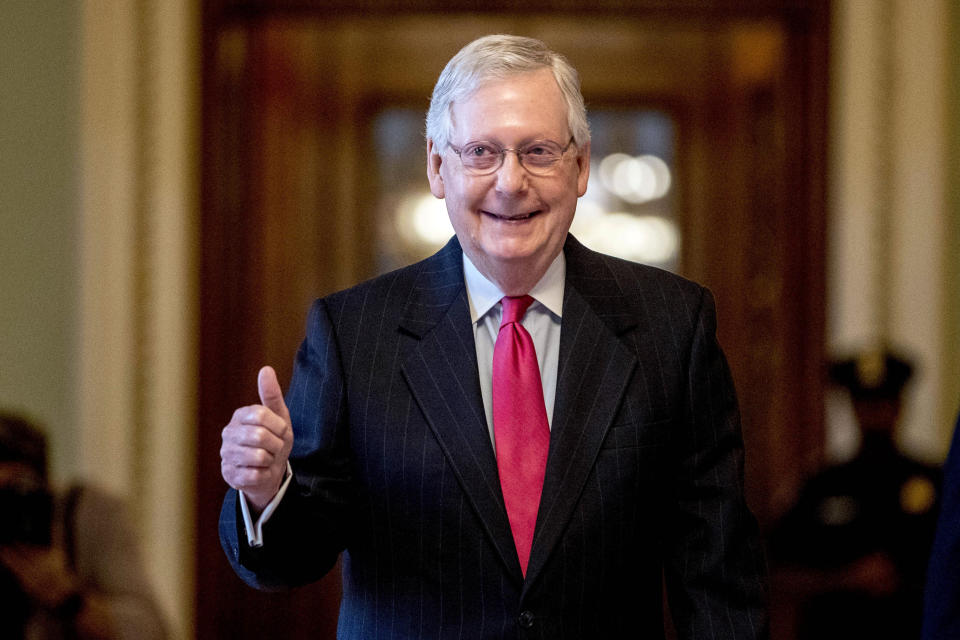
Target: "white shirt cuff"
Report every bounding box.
[239,462,293,548]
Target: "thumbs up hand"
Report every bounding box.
[220,366,295,511]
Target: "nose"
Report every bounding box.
[495,151,528,195]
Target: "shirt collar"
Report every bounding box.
[462,251,566,323]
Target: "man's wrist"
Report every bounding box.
[241,462,294,548]
[247,467,290,512]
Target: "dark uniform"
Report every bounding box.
[769,351,940,640]
[922,410,960,639]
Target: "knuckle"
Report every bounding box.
[221,463,237,486]
[221,444,240,463]
[222,424,240,444]
[252,426,270,448]
[241,468,264,487]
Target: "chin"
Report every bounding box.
[478,241,544,264]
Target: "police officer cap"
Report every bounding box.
[828,349,913,400]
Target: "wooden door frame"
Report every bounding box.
[197,4,828,638]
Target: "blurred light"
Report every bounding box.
[571,213,679,265]
[599,153,633,193]
[617,158,656,203]
[596,153,672,204]
[395,192,453,248]
[640,155,671,200]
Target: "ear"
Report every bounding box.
[575,140,591,197]
[426,139,445,199]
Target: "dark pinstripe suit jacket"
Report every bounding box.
[220,235,769,639]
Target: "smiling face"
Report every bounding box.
[427,68,590,294]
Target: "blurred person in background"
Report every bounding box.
[0,412,167,640]
[921,407,960,639]
[768,349,940,639]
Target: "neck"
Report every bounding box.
[467,251,558,297]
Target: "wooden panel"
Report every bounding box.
[197,23,346,640]
[210,0,823,17]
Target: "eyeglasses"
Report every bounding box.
[449,137,576,176]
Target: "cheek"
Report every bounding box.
[443,178,485,214]
[545,183,579,218]
[440,185,476,237]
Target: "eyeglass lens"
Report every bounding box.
[457,140,569,175]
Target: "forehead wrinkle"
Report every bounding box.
[450,116,568,147]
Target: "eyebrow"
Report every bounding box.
[462,136,567,146]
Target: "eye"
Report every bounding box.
[525,145,551,156]
[464,143,496,157]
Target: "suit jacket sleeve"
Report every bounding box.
[662,288,769,639]
[922,411,960,639]
[219,297,360,590]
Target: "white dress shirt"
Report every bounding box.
[462,251,564,443]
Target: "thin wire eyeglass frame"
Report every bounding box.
[448,137,577,176]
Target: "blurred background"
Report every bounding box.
[1,0,957,638]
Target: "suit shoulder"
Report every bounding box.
[567,237,704,298]
[322,260,422,311]
[572,242,708,317]
[317,238,462,326]
[606,252,704,298]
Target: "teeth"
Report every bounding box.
[490,211,533,220]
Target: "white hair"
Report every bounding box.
[425,34,590,152]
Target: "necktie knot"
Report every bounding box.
[500,295,534,327]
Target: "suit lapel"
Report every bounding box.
[524,236,638,589]
[399,238,523,580]
[397,236,640,586]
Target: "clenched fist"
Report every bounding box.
[220,366,294,511]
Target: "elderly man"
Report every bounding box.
[219,34,768,639]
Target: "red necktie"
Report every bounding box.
[493,295,550,576]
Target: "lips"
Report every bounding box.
[483,209,541,221]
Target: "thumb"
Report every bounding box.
[257,365,289,419]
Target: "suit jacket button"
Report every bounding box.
[518,610,535,628]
